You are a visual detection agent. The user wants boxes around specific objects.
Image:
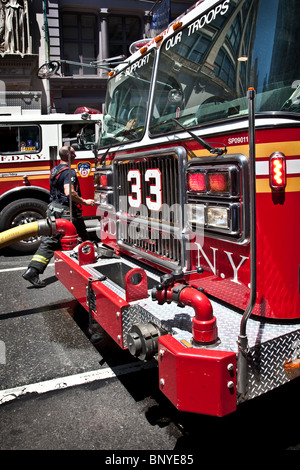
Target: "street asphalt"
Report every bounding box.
[0,247,299,458]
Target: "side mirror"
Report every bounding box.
[37,61,60,79]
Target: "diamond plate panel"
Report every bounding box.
[242,331,300,402]
[78,252,300,402]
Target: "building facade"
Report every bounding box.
[0,0,194,114]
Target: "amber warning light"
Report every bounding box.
[269,152,286,190]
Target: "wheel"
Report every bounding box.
[0,198,48,254]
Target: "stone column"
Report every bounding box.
[99,8,109,79]
[2,0,31,55]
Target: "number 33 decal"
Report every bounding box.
[127,168,162,211]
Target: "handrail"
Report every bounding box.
[237,88,257,396]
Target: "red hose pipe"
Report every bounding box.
[0,216,78,251]
[179,287,218,344]
[55,218,78,250]
[153,283,218,344]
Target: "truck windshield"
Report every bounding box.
[150,0,300,135]
[99,51,154,147]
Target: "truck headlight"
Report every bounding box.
[187,203,236,233]
[94,191,101,204]
[207,206,229,229]
[187,156,248,241]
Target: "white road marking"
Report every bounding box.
[0,263,54,273]
[0,361,156,405]
[0,254,155,406]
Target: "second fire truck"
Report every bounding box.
[0,109,101,253]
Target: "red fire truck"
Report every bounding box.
[53,0,300,416]
[0,110,102,253]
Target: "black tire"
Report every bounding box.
[0,198,48,254]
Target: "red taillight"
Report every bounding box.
[100,174,108,186]
[188,173,206,192]
[208,173,228,192]
[269,152,286,190]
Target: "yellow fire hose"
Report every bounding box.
[0,217,78,250]
[0,222,40,249]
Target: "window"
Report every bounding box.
[0,126,41,154]
[61,12,98,76]
[150,0,300,134]
[100,51,155,147]
[62,123,96,151]
[108,15,142,57]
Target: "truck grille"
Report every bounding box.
[116,152,182,265]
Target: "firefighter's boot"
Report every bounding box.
[22,267,46,288]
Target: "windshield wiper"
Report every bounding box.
[150,117,227,155]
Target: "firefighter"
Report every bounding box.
[22,146,95,288]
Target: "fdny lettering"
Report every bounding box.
[195,242,248,284]
[0,154,44,163]
[187,0,230,36]
[224,251,248,284]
